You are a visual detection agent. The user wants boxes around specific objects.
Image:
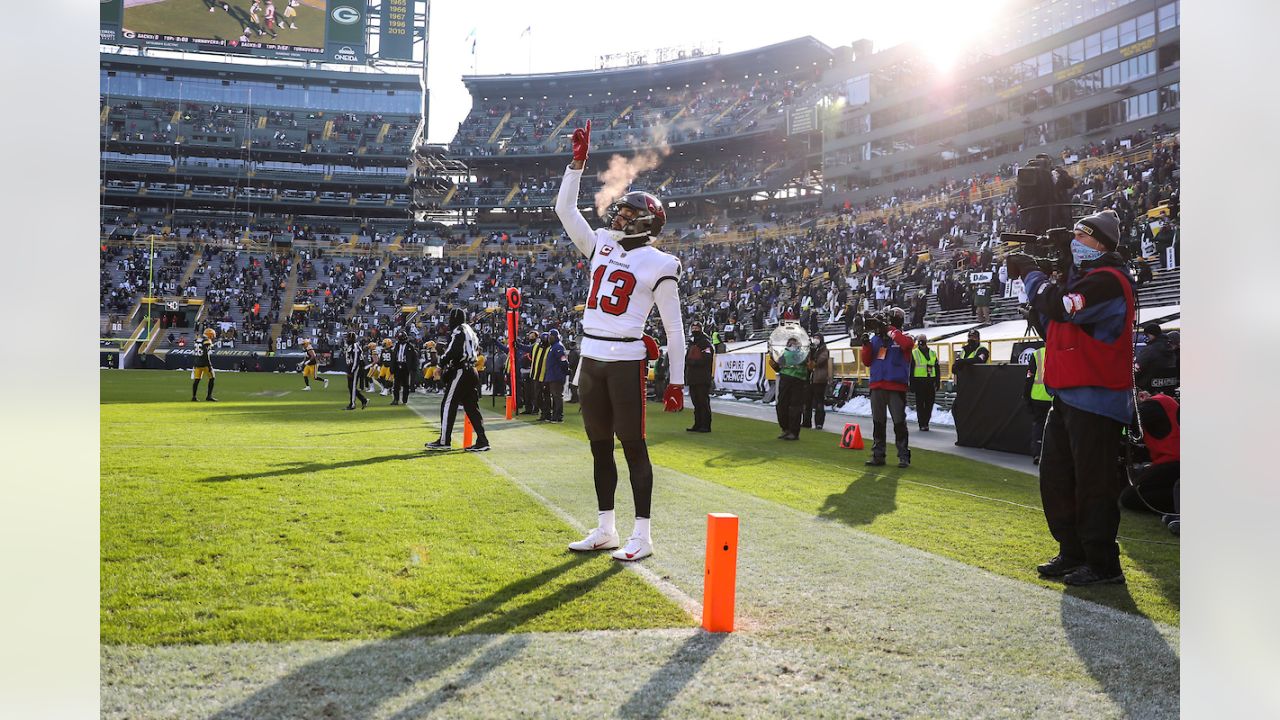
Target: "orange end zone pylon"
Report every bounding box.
[702,513,739,633]
[463,415,474,449]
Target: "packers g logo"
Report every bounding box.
[331,5,361,24]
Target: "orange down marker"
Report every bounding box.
[702,513,739,633]
[463,415,474,449]
[841,422,865,450]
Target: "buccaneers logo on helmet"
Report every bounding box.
[606,191,666,240]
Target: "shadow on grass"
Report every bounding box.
[616,630,728,719]
[199,451,433,483]
[1118,511,1181,611]
[1061,586,1180,718]
[207,555,619,719]
[817,469,900,527]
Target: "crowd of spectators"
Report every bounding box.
[102,124,1179,359]
[451,73,817,158]
[103,99,415,157]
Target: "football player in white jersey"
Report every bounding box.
[555,119,686,562]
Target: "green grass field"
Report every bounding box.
[102,369,1178,648]
[524,396,1180,626]
[125,0,325,47]
[101,371,692,645]
[101,369,1179,717]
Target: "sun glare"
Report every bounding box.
[908,0,1013,72]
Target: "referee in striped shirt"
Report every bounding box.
[425,308,490,452]
[343,331,368,411]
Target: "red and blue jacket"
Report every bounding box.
[860,328,915,391]
[1023,255,1135,423]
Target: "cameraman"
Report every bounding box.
[1006,209,1136,587]
[859,307,914,468]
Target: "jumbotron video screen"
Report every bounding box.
[101,0,367,63]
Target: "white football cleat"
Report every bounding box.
[568,527,619,552]
[302,386,311,391]
[611,535,653,562]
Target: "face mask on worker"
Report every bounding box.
[1070,238,1106,266]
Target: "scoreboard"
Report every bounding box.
[100,0,382,65]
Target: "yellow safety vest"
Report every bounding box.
[1030,346,1052,401]
[911,347,937,378]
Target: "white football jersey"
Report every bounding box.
[555,165,685,381]
[579,229,681,359]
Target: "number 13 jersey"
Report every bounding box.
[555,164,686,377]
[580,231,681,360]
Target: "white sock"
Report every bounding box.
[598,510,616,534]
[633,517,651,541]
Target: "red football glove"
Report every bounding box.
[571,119,591,164]
[663,384,685,412]
[642,333,661,361]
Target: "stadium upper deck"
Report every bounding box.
[100,54,426,235]
[816,0,1180,207]
[445,37,834,223]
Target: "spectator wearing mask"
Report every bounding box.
[685,319,716,433]
[860,307,914,467]
[951,329,989,389]
[910,334,940,432]
[802,332,832,430]
[1024,345,1052,464]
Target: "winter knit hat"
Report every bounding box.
[1074,210,1121,250]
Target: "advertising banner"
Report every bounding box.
[714,353,767,394]
[325,1,367,63]
[101,0,123,43]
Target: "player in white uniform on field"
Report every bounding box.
[555,119,686,562]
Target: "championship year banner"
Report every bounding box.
[714,353,767,394]
[379,0,412,59]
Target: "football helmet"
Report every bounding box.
[383,338,393,348]
[203,328,217,340]
[605,191,666,240]
[448,307,466,329]
[425,340,436,349]
[301,339,312,348]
